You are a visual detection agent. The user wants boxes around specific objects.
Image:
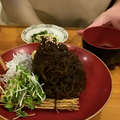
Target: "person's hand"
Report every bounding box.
[77,4,120,36]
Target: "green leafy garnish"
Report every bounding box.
[0,65,45,119]
[27,104,35,110]
[31,30,59,43]
[16,110,28,118]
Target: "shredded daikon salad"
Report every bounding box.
[2,50,32,81]
[0,50,46,120]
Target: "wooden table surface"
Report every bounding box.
[0,25,120,120]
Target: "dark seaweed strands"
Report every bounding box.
[32,38,86,100]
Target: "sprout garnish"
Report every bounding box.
[0,65,46,119]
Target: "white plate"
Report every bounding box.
[21,24,69,43]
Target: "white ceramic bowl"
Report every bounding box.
[21,24,69,44]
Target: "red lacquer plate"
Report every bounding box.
[0,43,112,120]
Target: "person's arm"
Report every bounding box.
[1,0,43,26]
[78,0,120,35]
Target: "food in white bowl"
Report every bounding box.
[21,24,68,44]
[31,30,58,43]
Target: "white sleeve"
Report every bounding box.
[1,0,43,26]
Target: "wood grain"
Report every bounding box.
[0,25,120,120]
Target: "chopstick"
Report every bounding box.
[0,56,7,71]
[0,115,9,120]
[0,58,8,120]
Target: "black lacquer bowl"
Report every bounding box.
[82,26,120,70]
